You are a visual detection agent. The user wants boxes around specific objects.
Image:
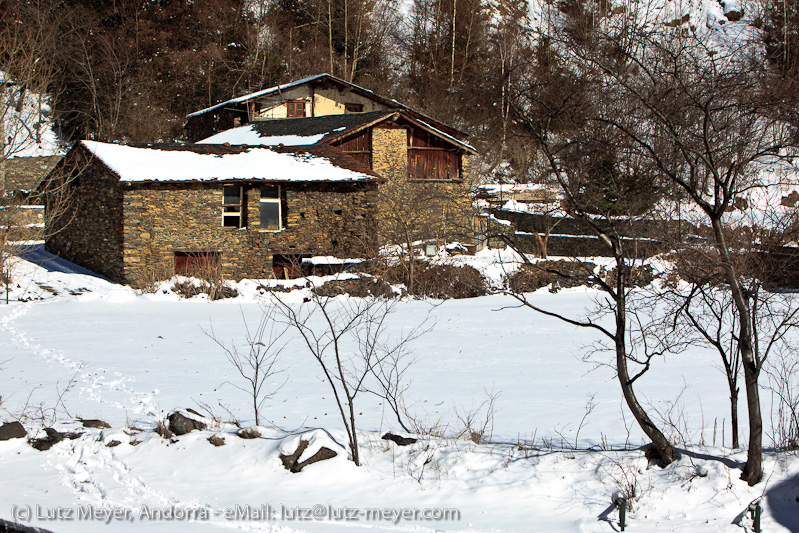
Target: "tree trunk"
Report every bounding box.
[348,396,360,466]
[408,252,415,295]
[450,0,457,86]
[710,217,762,485]
[730,385,739,449]
[615,285,679,466]
[740,358,762,484]
[328,0,335,75]
[616,290,680,467]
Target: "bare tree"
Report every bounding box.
[274,289,426,466]
[0,1,79,284]
[529,2,799,484]
[0,1,63,162]
[206,305,289,426]
[376,159,473,295]
[766,343,799,451]
[585,30,796,486]
[669,284,743,449]
[502,9,679,466]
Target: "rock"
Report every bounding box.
[237,427,261,439]
[80,419,111,429]
[724,9,743,22]
[208,434,225,447]
[29,428,81,451]
[0,421,27,441]
[168,410,207,435]
[381,432,417,446]
[106,440,122,447]
[280,439,338,473]
[280,439,309,471]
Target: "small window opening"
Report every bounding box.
[222,185,243,227]
[286,101,306,118]
[260,185,282,231]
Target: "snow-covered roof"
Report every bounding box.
[80,141,379,183]
[197,110,478,154]
[197,130,327,146]
[197,111,392,147]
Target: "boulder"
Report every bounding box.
[0,421,27,441]
[382,432,417,446]
[280,439,338,473]
[168,410,208,435]
[80,419,111,429]
[29,428,82,451]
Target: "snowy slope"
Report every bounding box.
[0,254,798,532]
[1,83,63,160]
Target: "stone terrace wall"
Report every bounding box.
[122,181,377,287]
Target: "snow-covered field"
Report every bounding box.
[1,250,798,532]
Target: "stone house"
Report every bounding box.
[184,73,469,145]
[191,89,478,245]
[44,141,380,286]
[197,110,476,182]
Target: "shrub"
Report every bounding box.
[604,264,656,288]
[506,265,553,293]
[172,280,238,300]
[382,262,487,299]
[506,260,597,293]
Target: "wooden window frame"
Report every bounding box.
[222,184,244,228]
[344,102,363,113]
[286,100,306,118]
[259,184,283,231]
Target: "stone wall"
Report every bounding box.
[371,125,473,245]
[372,127,408,179]
[15,205,44,230]
[0,156,62,192]
[121,180,378,286]
[46,157,125,281]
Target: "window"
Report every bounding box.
[286,101,306,118]
[260,185,282,231]
[222,184,243,227]
[344,103,363,113]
